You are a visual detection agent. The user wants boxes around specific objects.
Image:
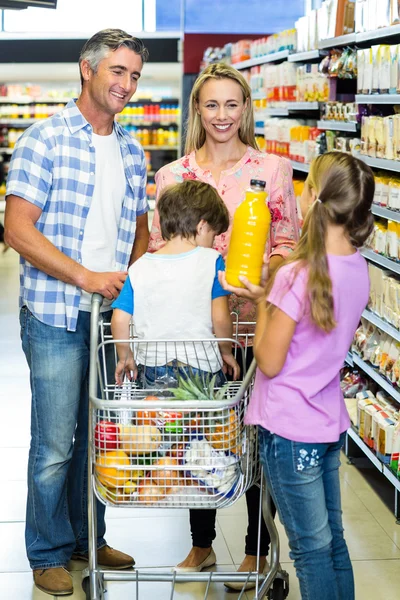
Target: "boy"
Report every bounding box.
[111,180,240,386]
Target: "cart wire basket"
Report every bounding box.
[84,294,289,600]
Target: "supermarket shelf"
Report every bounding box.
[234,50,291,70]
[361,248,400,275]
[288,102,320,111]
[356,23,400,44]
[351,353,400,405]
[255,127,265,135]
[345,352,354,367]
[356,94,400,104]
[289,160,310,173]
[371,205,400,223]
[362,309,400,343]
[347,427,400,493]
[252,91,266,100]
[141,145,178,151]
[0,147,13,154]
[288,49,328,62]
[0,97,69,104]
[347,426,385,472]
[318,33,357,49]
[265,108,290,117]
[357,155,400,173]
[317,120,358,132]
[0,118,39,126]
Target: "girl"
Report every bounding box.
[220,152,375,599]
[149,61,299,585]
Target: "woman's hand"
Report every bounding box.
[218,271,267,305]
[221,352,240,381]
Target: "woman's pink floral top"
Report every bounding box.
[149,147,300,325]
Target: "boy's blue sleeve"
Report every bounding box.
[111,277,134,314]
[212,255,231,299]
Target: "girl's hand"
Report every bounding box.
[218,271,267,304]
[115,357,138,386]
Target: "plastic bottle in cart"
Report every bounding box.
[225,179,271,288]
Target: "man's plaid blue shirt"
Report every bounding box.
[6,99,148,331]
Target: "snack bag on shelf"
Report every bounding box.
[390,44,399,95]
[379,45,391,94]
[367,117,377,158]
[360,116,368,155]
[371,45,380,95]
[377,333,392,373]
[387,220,398,260]
[363,47,373,94]
[384,117,394,160]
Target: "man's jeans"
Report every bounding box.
[20,306,110,569]
[258,428,354,600]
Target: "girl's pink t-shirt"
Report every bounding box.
[245,252,370,443]
[149,147,300,324]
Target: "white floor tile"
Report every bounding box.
[0,480,27,522]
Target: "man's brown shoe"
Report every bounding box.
[71,545,135,570]
[33,567,73,596]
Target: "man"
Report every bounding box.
[4,29,150,596]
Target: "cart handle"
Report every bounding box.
[89,293,104,401]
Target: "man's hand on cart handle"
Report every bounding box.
[115,356,138,386]
[79,270,128,300]
[218,271,266,305]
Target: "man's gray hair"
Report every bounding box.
[79,29,149,84]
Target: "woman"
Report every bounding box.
[149,63,300,588]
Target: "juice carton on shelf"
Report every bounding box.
[376,412,397,464]
[356,392,375,437]
[357,48,366,95]
[379,45,391,94]
[363,403,383,448]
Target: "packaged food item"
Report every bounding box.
[390,44,399,94]
[357,49,365,94]
[363,47,373,95]
[379,45,391,94]
[387,220,398,260]
[376,411,397,464]
[363,403,383,448]
[389,420,400,476]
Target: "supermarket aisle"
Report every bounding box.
[1,249,400,600]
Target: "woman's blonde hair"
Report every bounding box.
[185,63,258,155]
[268,152,375,332]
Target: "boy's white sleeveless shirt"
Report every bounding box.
[128,246,224,372]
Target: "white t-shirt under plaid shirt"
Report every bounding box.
[6,99,148,332]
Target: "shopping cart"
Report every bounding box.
[82,294,289,600]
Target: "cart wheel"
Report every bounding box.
[82,576,90,600]
[267,577,288,600]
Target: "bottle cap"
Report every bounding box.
[250,179,266,189]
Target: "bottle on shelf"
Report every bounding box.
[225,179,271,287]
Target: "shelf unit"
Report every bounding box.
[0,118,39,126]
[234,49,291,70]
[289,160,310,173]
[357,155,400,173]
[345,427,400,520]
[360,248,400,275]
[255,127,265,136]
[252,91,266,101]
[288,102,320,111]
[0,97,69,104]
[265,108,290,117]
[356,94,400,104]
[351,352,400,405]
[317,120,358,132]
[318,33,357,49]
[371,205,400,223]
[142,145,178,151]
[288,49,327,62]
[362,309,400,343]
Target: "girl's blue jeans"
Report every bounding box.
[258,427,354,600]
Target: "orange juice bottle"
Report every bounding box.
[225,179,271,287]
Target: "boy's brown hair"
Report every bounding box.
[157,180,230,241]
